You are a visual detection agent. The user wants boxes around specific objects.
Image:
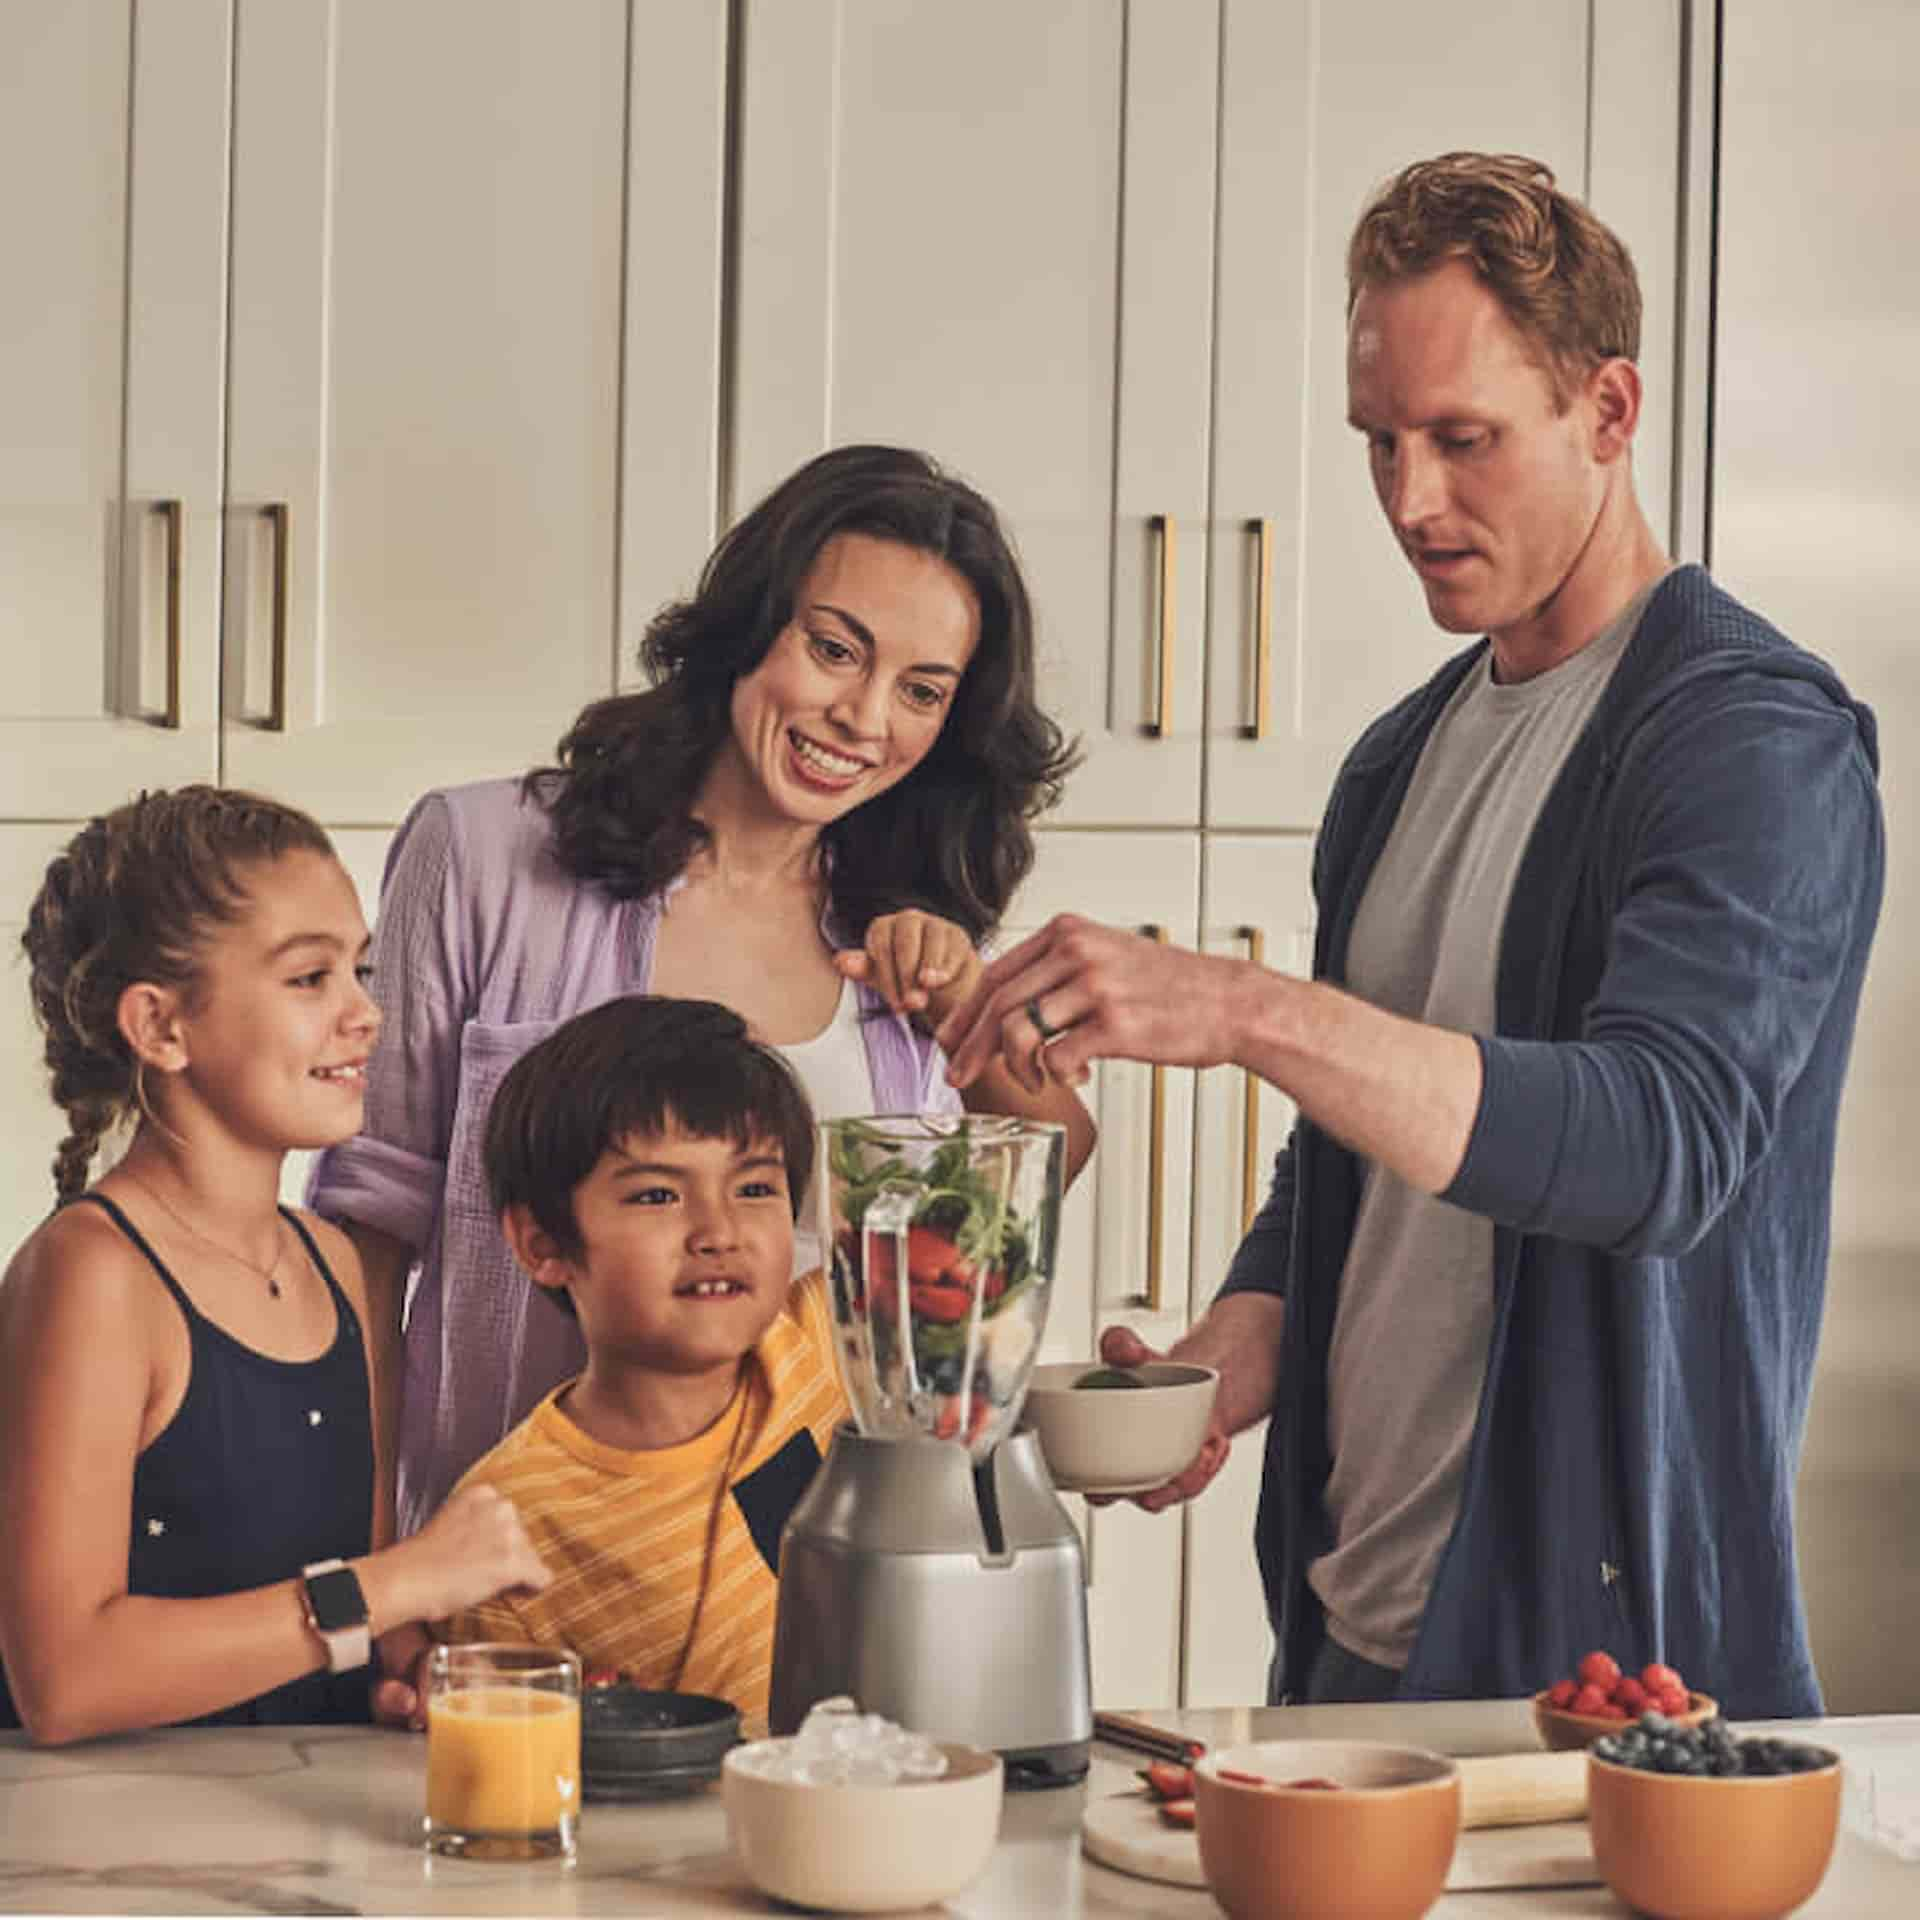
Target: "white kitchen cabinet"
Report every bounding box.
[1003,829,1211,1709]
[0,1,228,817]
[1,0,728,832]
[729,0,1218,829]
[216,0,653,823]
[1203,0,1693,830]
[1181,833,1317,1706]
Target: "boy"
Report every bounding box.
[437,996,847,1717]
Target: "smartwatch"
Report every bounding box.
[300,1559,371,1673]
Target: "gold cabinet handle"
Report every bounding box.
[1139,923,1169,1309]
[261,503,290,731]
[148,500,183,729]
[1238,926,1266,1232]
[1246,517,1273,740]
[1148,514,1176,737]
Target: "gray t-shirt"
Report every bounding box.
[1310,589,1652,1668]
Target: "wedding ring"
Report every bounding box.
[1026,994,1064,1043]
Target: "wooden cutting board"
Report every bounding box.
[1081,1752,1602,1895]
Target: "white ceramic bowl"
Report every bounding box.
[1022,1360,1219,1494]
[721,1740,1003,1913]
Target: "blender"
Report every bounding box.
[769,1114,1093,1787]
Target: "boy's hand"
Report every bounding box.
[371,1622,431,1732]
[837,910,982,1029]
[378,1483,551,1625]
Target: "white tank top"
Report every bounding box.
[773,977,877,1275]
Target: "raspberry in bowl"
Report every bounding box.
[1533,1649,1717,1751]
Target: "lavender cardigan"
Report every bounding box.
[308,778,958,1534]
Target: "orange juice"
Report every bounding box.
[426,1685,581,1839]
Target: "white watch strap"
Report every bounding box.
[326,1621,372,1675]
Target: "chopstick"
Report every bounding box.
[1094,1711,1207,1764]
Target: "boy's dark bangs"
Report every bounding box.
[604,1045,816,1215]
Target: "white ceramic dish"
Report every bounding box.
[1022,1360,1219,1494]
[721,1738,1003,1914]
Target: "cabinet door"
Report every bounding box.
[219,1,686,823]
[1004,830,1200,1708]
[1203,0,1688,831]
[729,0,1218,828]
[1184,832,1316,1705]
[0,2,226,815]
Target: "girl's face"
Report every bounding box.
[163,850,381,1154]
[724,532,981,829]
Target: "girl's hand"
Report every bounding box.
[836,909,982,1028]
[372,1483,550,1627]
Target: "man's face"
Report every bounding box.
[1347,261,1611,652]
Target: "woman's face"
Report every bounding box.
[725,532,981,828]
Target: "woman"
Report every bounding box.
[311,445,1092,1536]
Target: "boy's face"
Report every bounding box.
[540,1124,796,1377]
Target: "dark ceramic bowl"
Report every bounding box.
[580,1685,741,1800]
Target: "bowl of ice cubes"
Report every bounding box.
[721,1697,1003,1913]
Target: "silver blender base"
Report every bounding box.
[770,1425,1092,1788]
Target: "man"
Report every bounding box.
[938,153,1883,1717]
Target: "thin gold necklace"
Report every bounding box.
[121,1171,291,1300]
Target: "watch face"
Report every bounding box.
[305,1566,368,1634]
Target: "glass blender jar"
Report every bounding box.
[821,1112,1062,1457]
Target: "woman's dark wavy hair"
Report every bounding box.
[527,444,1078,943]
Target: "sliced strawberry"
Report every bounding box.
[1141,1760,1195,1801]
[1158,1797,1196,1828]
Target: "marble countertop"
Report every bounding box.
[3,1701,1915,1915]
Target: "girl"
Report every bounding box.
[0,787,548,1743]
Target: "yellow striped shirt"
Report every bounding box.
[439,1267,848,1718]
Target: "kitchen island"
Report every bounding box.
[2,1701,1914,1915]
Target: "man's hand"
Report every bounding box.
[936,914,1247,1095]
[836,908,983,1028]
[1089,1326,1232,1513]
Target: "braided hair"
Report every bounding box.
[21,786,334,1201]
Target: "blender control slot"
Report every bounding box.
[972,1455,1007,1559]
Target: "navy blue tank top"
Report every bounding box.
[0,1193,374,1729]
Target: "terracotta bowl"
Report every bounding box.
[1193,1739,1460,1920]
[720,1739,1001,1914]
[1587,1744,1843,1920]
[1532,1687,1718,1751]
[1021,1360,1218,1495]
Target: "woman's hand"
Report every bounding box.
[836,909,983,1028]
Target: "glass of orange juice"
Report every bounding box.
[424,1643,581,1862]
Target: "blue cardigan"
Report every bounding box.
[1220,566,1884,1718]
